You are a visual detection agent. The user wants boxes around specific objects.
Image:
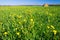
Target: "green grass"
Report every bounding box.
[0,6,60,40]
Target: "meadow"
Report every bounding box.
[0,6,60,40]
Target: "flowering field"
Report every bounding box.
[0,6,60,40]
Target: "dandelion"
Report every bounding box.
[19,22,21,24]
[16,32,20,36]
[3,32,8,35]
[53,30,57,35]
[30,18,33,22]
[15,28,18,30]
[51,25,55,29]
[47,26,50,29]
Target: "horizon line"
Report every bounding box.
[0,4,60,6]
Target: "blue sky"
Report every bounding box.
[0,0,60,5]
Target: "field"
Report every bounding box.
[0,6,60,40]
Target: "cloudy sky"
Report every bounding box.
[0,0,60,5]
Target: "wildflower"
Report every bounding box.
[53,30,57,35]
[16,32,20,35]
[30,18,33,22]
[3,32,8,35]
[15,28,18,30]
[51,25,55,29]
[47,26,50,29]
[19,22,21,24]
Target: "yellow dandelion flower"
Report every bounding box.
[51,25,55,29]
[47,26,50,29]
[3,32,8,35]
[30,18,33,22]
[16,32,20,35]
[53,30,57,35]
[16,28,18,30]
[19,22,21,24]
